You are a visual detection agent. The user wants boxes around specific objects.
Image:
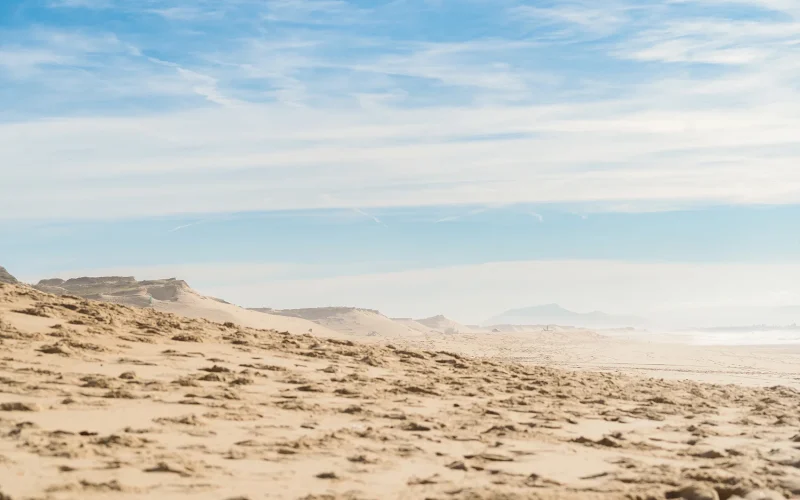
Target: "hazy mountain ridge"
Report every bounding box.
[485,303,647,328]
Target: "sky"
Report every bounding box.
[2,0,800,324]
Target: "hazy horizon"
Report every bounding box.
[11,262,800,330]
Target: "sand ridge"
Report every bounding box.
[32,277,339,338]
[34,276,482,339]
[415,315,483,334]
[252,307,430,338]
[1,282,800,499]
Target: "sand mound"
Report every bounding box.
[254,307,428,338]
[416,314,482,334]
[1,280,798,499]
[392,317,440,334]
[33,276,335,336]
[0,266,18,285]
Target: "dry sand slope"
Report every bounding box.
[33,276,472,339]
[2,283,800,500]
[33,277,338,338]
[415,316,483,334]
[251,308,429,339]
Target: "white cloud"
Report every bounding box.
[675,0,800,16]
[167,219,208,232]
[511,1,632,37]
[263,0,369,25]
[0,30,126,76]
[3,0,800,219]
[49,0,115,8]
[3,98,800,219]
[618,18,800,65]
[435,207,489,223]
[0,48,73,75]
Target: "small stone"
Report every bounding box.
[0,402,39,412]
[778,478,800,495]
[596,436,623,448]
[402,422,431,432]
[475,452,514,462]
[446,461,468,471]
[691,448,727,459]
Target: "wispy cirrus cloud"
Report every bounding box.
[352,208,388,228]
[147,6,225,20]
[263,0,372,25]
[510,1,634,38]
[48,0,115,8]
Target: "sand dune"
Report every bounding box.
[2,281,800,499]
[415,314,484,334]
[32,276,477,339]
[252,307,429,338]
[250,308,478,338]
[34,276,337,337]
[392,317,440,335]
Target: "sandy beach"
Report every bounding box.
[2,282,800,500]
[388,330,800,390]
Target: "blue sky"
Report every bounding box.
[2,0,800,322]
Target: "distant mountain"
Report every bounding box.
[0,266,18,285]
[485,304,646,328]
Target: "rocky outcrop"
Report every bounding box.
[35,276,138,294]
[0,266,18,285]
[33,276,191,307]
